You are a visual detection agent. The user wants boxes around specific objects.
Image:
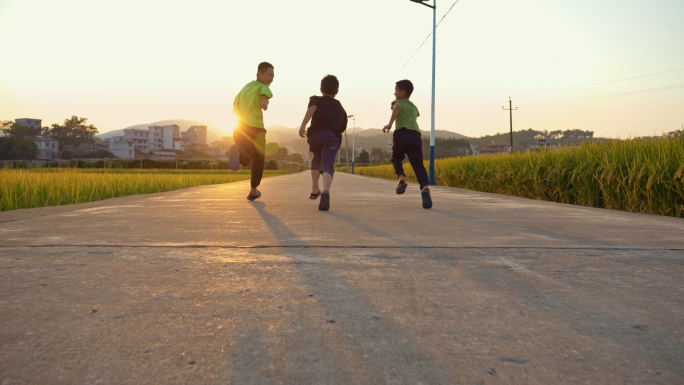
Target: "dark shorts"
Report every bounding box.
[307,130,340,176]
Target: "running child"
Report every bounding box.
[229,62,274,201]
[382,79,432,209]
[298,74,347,211]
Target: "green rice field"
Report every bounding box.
[0,169,287,211]
[354,136,684,217]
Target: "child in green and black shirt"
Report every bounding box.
[382,79,432,209]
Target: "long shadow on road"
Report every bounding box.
[248,201,452,384]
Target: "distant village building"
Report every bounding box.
[15,118,42,132]
[477,141,511,155]
[182,125,207,145]
[150,150,183,160]
[528,138,560,151]
[108,136,136,159]
[107,124,207,159]
[148,125,164,152]
[74,143,101,154]
[211,136,234,157]
[32,136,59,159]
[14,118,56,159]
[162,125,180,150]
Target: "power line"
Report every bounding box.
[399,0,462,73]
[525,83,684,105]
[562,68,684,90]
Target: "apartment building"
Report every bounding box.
[181,125,207,145]
[107,124,207,159]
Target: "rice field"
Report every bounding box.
[354,136,684,217]
[0,169,287,211]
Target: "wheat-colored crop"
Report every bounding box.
[355,136,684,217]
[0,169,286,211]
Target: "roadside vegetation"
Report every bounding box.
[354,136,684,217]
[0,169,286,211]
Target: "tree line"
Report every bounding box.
[0,116,100,160]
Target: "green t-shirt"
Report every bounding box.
[233,80,273,129]
[391,99,420,131]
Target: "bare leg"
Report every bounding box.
[398,174,406,185]
[249,187,259,196]
[322,172,333,193]
[311,170,321,194]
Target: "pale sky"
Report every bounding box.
[1,0,682,139]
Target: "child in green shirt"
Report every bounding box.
[229,62,274,201]
[382,79,432,209]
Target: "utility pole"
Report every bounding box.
[502,97,518,151]
[410,0,437,185]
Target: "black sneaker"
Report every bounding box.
[421,189,432,209]
[228,145,240,171]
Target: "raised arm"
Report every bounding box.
[259,94,270,111]
[383,103,402,133]
[298,105,317,137]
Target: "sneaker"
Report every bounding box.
[421,189,432,209]
[228,145,240,171]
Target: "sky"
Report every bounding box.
[1,0,682,139]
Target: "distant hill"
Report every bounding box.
[264,125,301,144]
[97,119,228,144]
[280,128,467,155]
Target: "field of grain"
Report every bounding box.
[354,136,684,217]
[0,169,286,211]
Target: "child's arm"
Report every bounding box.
[259,94,270,111]
[298,106,317,138]
[382,103,402,133]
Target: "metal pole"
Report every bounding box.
[352,116,355,174]
[429,0,436,185]
[502,97,517,152]
[344,132,349,172]
[509,97,513,150]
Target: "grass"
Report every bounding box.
[354,136,684,217]
[0,168,287,211]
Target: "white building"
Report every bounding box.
[15,118,42,132]
[108,136,136,159]
[162,125,180,150]
[107,128,149,158]
[148,125,163,152]
[107,124,208,158]
[32,136,59,159]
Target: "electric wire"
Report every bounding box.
[523,83,684,105]
[561,68,684,90]
[399,0,462,73]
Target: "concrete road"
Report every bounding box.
[1,172,682,385]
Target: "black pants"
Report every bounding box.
[233,123,266,188]
[391,128,430,189]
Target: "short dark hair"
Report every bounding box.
[320,74,339,94]
[395,79,414,97]
[258,62,274,73]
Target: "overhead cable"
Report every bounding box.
[399,0,462,73]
